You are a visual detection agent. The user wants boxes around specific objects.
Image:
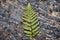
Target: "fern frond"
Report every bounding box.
[22,3,40,39]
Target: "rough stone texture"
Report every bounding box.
[0,0,60,40]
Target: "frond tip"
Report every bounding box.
[22,3,40,39]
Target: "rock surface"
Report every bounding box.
[0,0,60,40]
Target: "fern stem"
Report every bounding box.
[30,38,34,40]
[32,37,34,40]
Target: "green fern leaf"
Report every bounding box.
[22,3,40,39]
